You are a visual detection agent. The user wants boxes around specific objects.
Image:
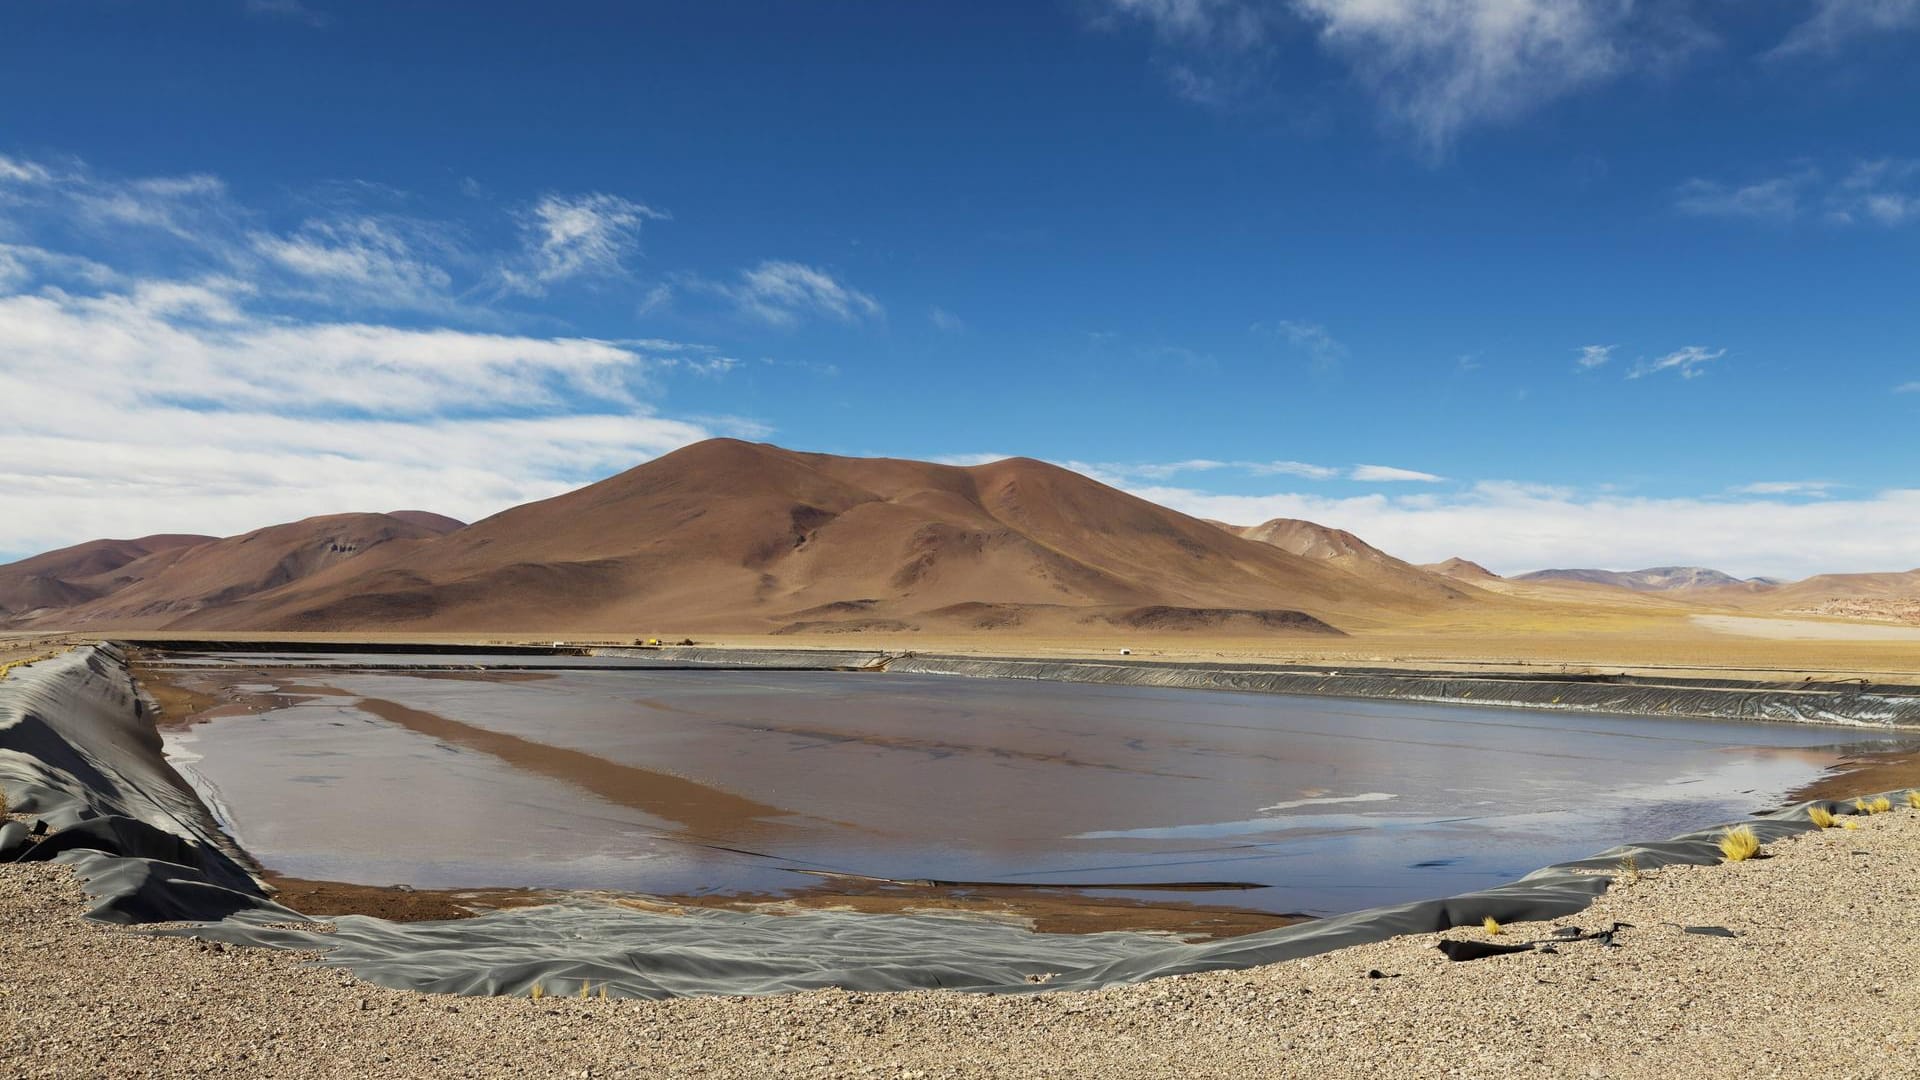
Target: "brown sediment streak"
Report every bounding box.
[1791,745,1920,803]
[617,887,1310,939]
[289,686,801,838]
[740,721,1206,779]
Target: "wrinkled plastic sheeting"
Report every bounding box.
[0,645,279,921]
[887,656,1920,727]
[167,902,1172,998]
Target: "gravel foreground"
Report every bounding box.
[6,813,1920,1079]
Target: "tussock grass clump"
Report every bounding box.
[1483,915,1502,936]
[1908,790,1920,810]
[1617,853,1640,884]
[1869,795,1894,815]
[1808,805,1835,829]
[1719,825,1761,862]
[530,982,545,1000]
[1841,817,1863,831]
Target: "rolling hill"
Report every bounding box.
[0,534,213,621]
[5,513,462,629]
[2,441,1488,636]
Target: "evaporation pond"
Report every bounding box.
[154,661,1910,917]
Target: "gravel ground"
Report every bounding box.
[5,811,1920,1079]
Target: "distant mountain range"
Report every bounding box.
[1513,567,1784,592]
[4,440,1913,635]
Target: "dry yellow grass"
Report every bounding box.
[1908,790,1920,810]
[1870,795,1894,814]
[1617,853,1641,883]
[1483,915,1502,936]
[1842,818,1864,831]
[1808,806,1836,829]
[1719,825,1762,862]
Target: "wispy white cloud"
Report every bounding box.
[1730,481,1836,497]
[1350,464,1444,483]
[244,0,330,27]
[929,306,966,333]
[251,216,456,311]
[1676,160,1920,226]
[0,243,117,291]
[1249,460,1341,480]
[1103,0,1272,49]
[1832,159,1920,226]
[0,155,53,186]
[1575,344,1614,369]
[1255,318,1346,369]
[715,260,883,327]
[64,173,233,243]
[1099,0,1696,151]
[1771,0,1920,58]
[1629,345,1725,380]
[499,192,666,296]
[1674,174,1807,221]
[1898,381,1920,394]
[1289,0,1643,153]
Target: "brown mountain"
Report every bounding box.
[0,534,213,619]
[30,440,1487,636]
[1220,518,1474,603]
[26,513,457,628]
[1422,557,1500,582]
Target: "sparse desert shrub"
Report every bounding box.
[1908,791,1920,810]
[530,982,545,1000]
[1841,817,1863,831]
[1856,798,1871,813]
[1870,795,1893,814]
[1483,915,1502,936]
[1618,853,1640,884]
[1719,825,1761,862]
[1808,805,1835,829]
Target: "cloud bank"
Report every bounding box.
[0,154,780,557]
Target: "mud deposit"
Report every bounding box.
[147,655,1917,924]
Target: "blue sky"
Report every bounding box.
[1,1,1917,577]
